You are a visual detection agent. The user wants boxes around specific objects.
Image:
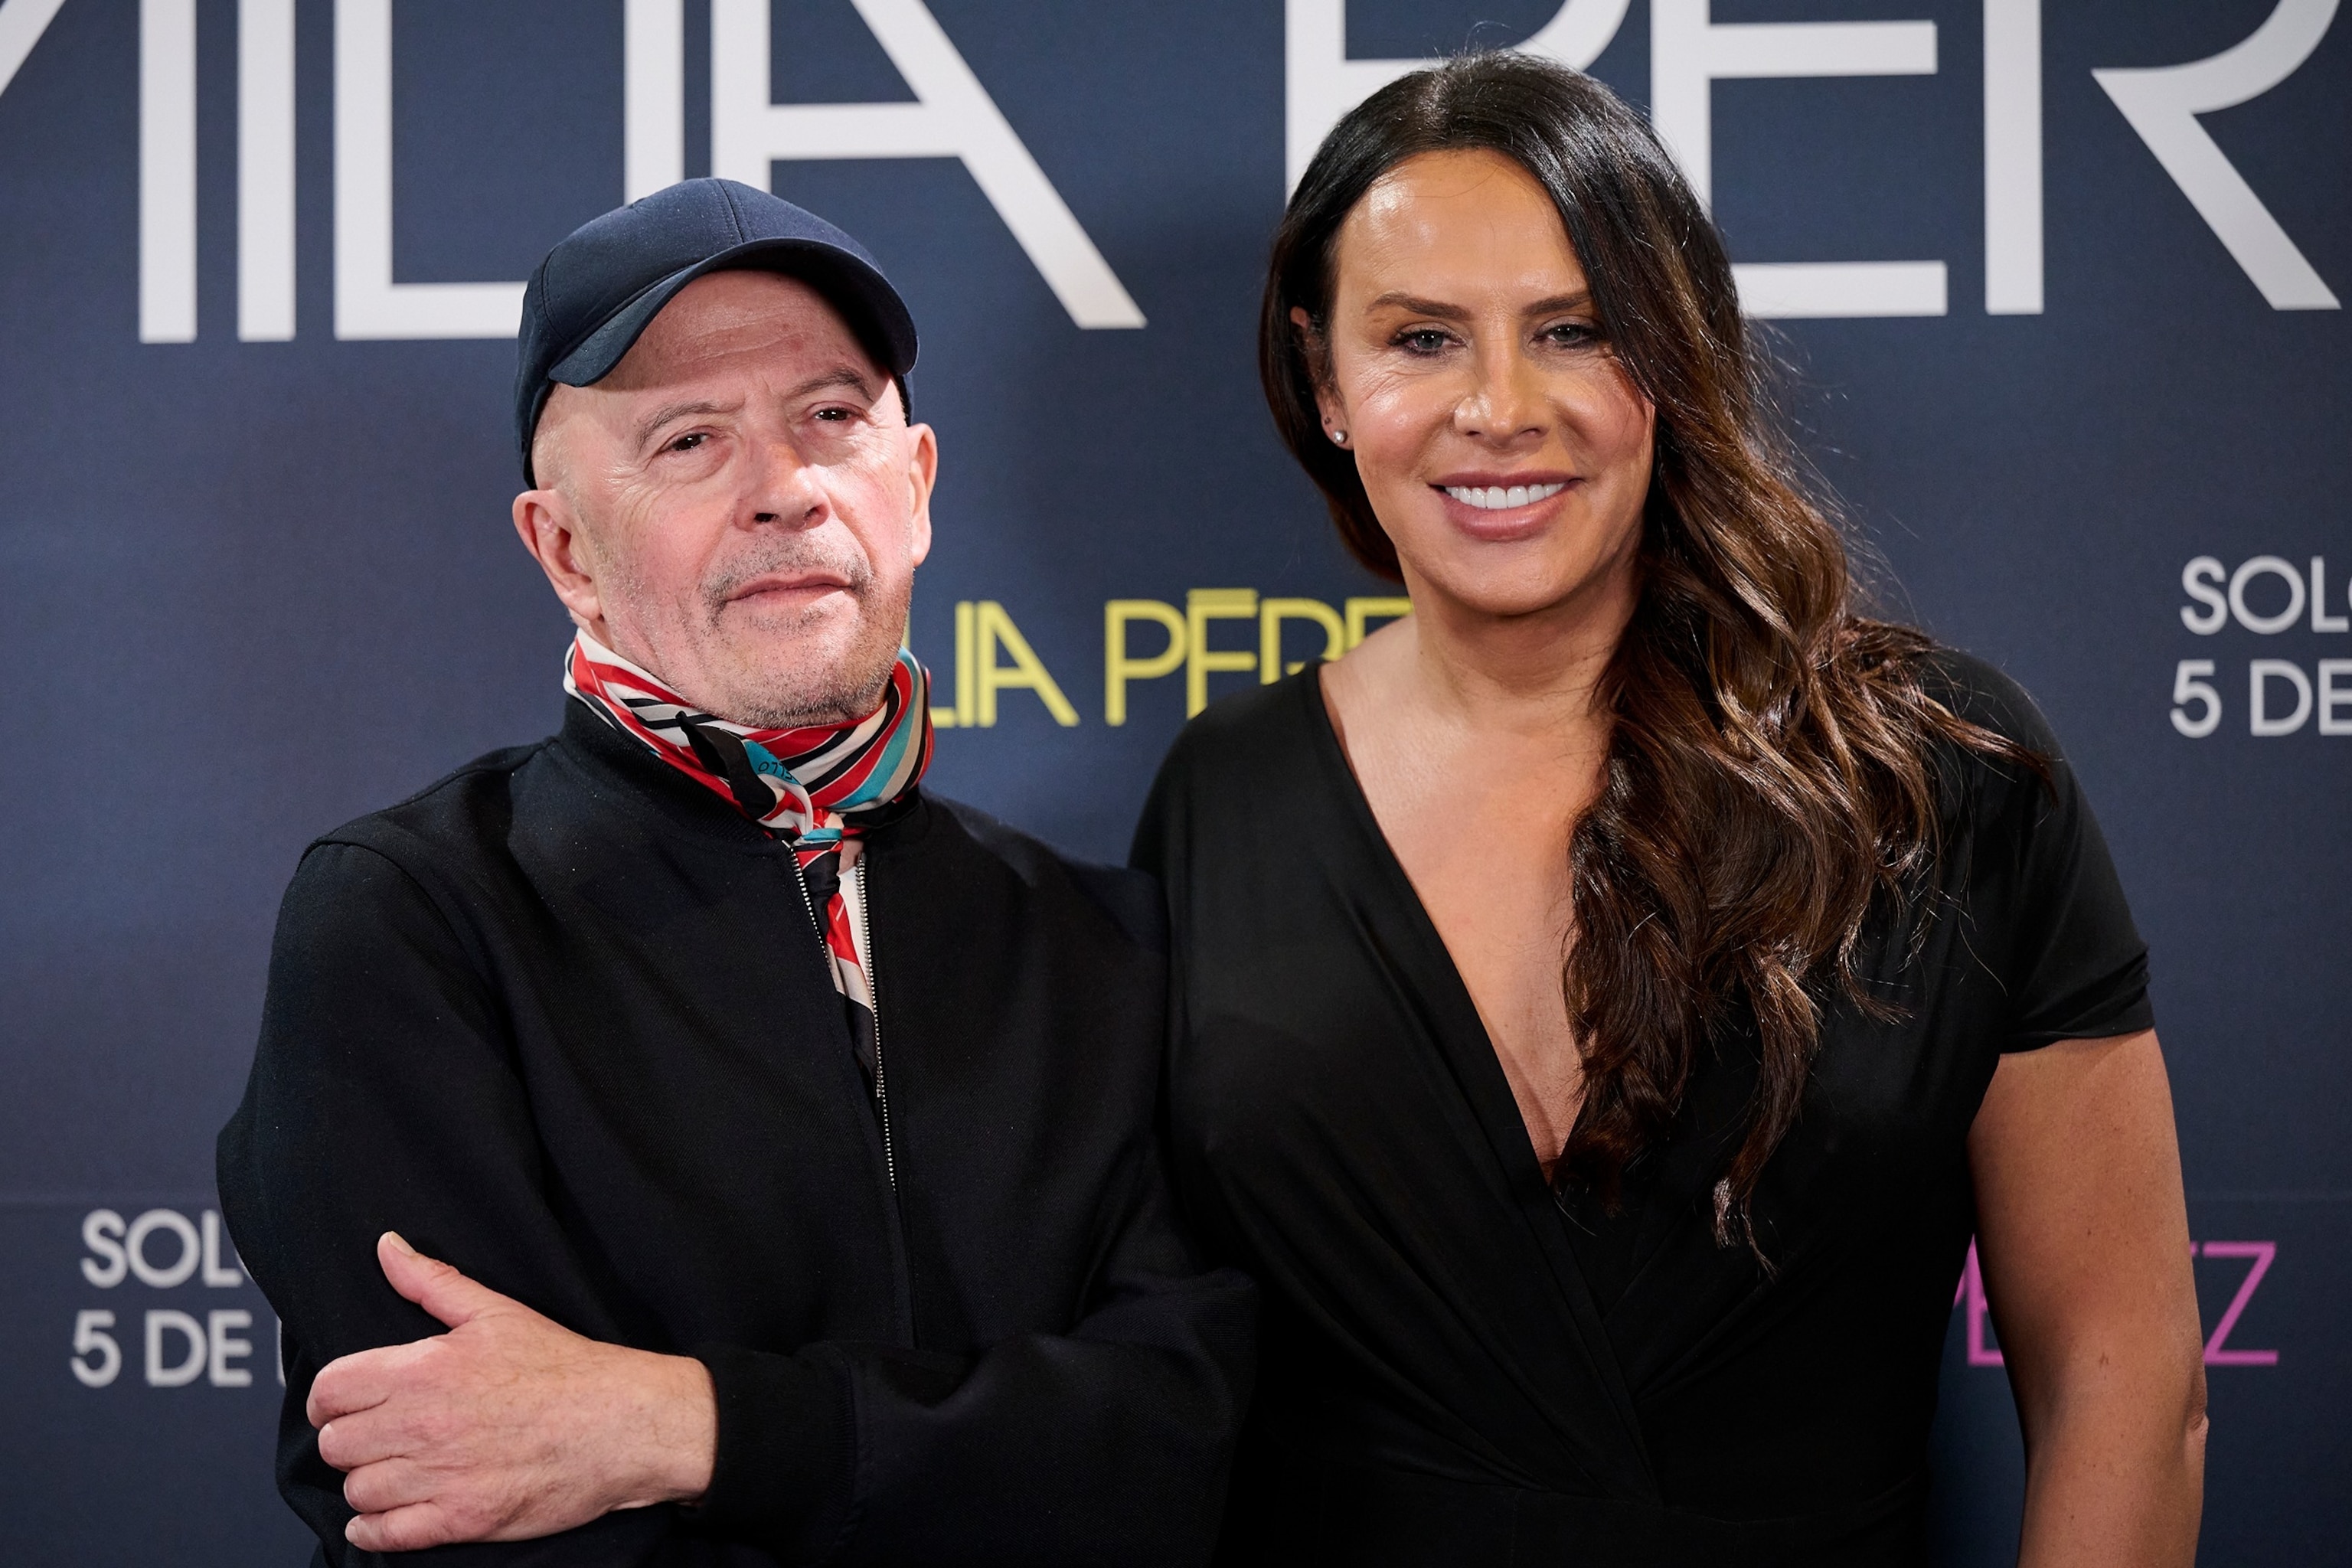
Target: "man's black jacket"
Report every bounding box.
[216,701,1255,1566]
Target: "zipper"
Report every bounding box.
[786,848,897,1192]
[854,858,898,1191]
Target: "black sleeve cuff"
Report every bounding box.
[689,1343,857,1562]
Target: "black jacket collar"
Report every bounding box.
[551,695,935,857]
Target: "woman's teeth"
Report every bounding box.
[1442,482,1568,511]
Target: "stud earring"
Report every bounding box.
[1329,428,1348,446]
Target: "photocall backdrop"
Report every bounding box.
[0,1,2342,1561]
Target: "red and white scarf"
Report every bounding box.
[564,630,933,1089]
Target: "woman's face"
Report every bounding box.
[1308,149,1655,625]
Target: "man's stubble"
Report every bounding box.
[615,529,909,730]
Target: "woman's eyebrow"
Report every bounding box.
[1361,290,1595,318]
[1365,292,1468,318]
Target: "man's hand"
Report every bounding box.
[307,1233,717,1553]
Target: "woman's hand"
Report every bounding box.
[1969,1029,2207,1567]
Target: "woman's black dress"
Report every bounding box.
[1131,652,2152,1566]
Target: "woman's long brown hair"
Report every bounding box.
[1262,52,2030,1247]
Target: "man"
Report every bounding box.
[217,178,1253,1566]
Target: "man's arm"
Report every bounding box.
[306,1111,1256,1565]
[229,836,1255,1564]
[694,1135,1256,1566]
[218,840,686,1565]
[307,1235,713,1551]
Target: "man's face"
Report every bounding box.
[514,270,935,728]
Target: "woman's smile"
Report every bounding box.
[1430,471,1581,541]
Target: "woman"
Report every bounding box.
[1133,54,2206,1565]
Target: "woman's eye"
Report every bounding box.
[1397,329,1451,355]
[666,432,707,453]
[1544,322,1599,348]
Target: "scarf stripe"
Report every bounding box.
[565,632,931,840]
[564,631,933,1090]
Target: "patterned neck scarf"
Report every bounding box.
[564,630,933,1089]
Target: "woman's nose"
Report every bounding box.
[1453,343,1547,443]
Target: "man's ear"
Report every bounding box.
[903,422,938,570]
[511,482,607,638]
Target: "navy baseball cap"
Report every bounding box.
[514,178,919,485]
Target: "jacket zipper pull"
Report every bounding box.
[788,847,897,1192]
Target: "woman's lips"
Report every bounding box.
[1441,480,1571,511]
[1430,476,1579,540]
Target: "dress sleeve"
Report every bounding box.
[1941,657,2157,1052]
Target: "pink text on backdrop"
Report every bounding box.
[1955,1240,2279,1368]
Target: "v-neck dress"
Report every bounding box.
[1130,652,2151,1566]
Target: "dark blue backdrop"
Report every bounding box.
[2,2,2343,1561]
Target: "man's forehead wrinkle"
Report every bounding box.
[629,397,740,452]
[788,364,879,400]
[564,273,889,463]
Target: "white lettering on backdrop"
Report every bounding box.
[139,0,195,342]
[0,0,2337,338]
[1282,0,1632,194]
[2094,0,2341,312]
[626,0,686,207]
[2174,553,2352,738]
[69,1207,273,1393]
[1983,0,2042,313]
[239,0,296,340]
[702,0,1144,328]
[334,0,528,338]
[1650,0,1945,318]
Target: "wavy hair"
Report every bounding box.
[1262,53,2030,1246]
